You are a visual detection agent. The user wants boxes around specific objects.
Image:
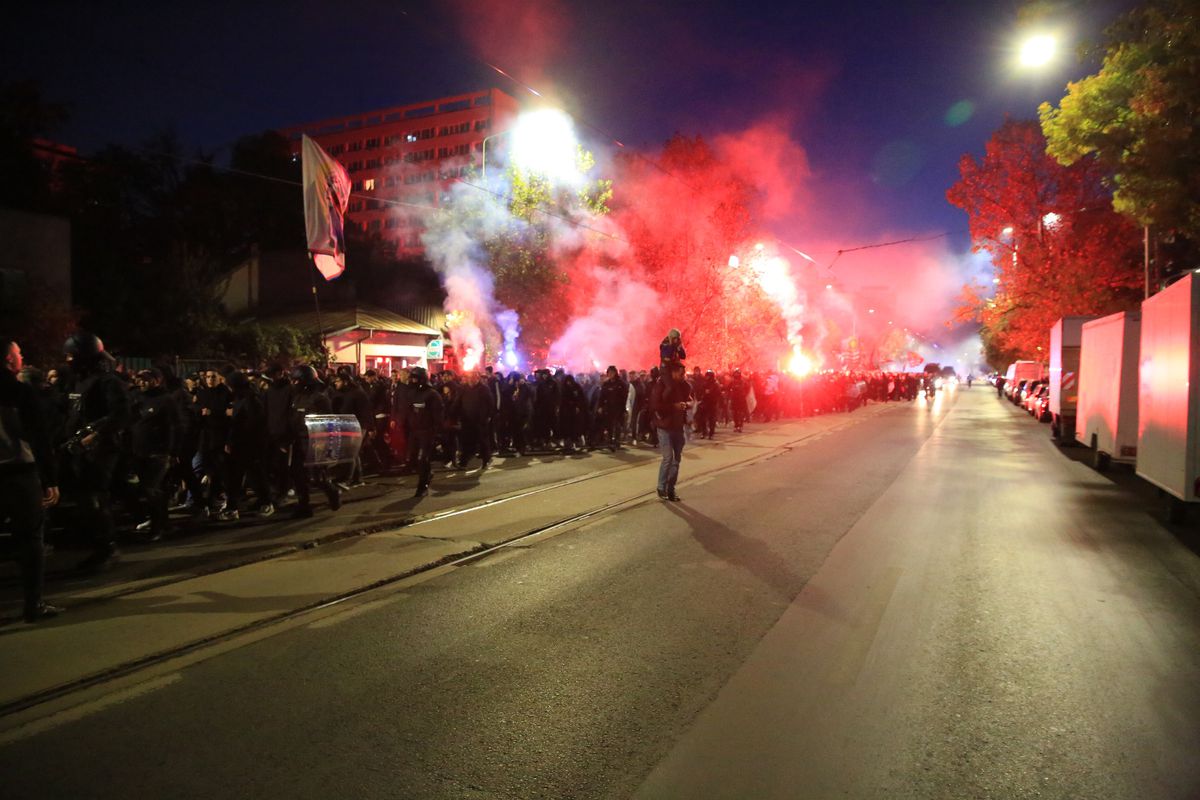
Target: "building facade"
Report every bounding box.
[279,88,521,256]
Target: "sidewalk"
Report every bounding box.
[0,408,894,715]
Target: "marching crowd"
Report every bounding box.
[2,327,934,622]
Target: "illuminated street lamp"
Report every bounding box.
[1017,33,1057,67]
[481,108,579,182]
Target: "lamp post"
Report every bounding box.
[480,130,512,182]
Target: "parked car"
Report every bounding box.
[1033,385,1052,422]
[1024,381,1047,414]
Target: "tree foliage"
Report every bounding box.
[1039,0,1200,244]
[947,119,1142,361]
[612,134,788,369]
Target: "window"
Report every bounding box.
[348,200,364,212]
[365,158,380,169]
[365,137,380,149]
[384,134,402,146]
[474,95,491,106]
[367,199,381,209]
[347,119,362,129]
[404,105,436,119]
[367,116,381,126]
[328,143,345,155]
[368,219,381,231]
[438,99,471,113]
[418,127,435,140]
[405,133,418,143]
[437,147,450,159]
[473,119,490,132]
[438,122,471,136]
[348,141,362,152]
[347,160,363,172]
[351,180,363,192]
[385,176,396,188]
[364,178,376,191]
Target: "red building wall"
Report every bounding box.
[279,88,520,256]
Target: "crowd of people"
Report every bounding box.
[2,327,938,622]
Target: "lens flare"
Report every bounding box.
[786,347,814,377]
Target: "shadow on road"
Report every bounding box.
[665,502,801,601]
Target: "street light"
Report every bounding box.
[1018,33,1057,67]
[481,108,579,182]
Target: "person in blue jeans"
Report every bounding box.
[650,361,692,501]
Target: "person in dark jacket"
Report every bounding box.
[597,365,627,451]
[61,331,130,572]
[263,365,294,501]
[195,368,232,513]
[130,369,176,540]
[452,371,494,469]
[650,361,692,501]
[222,371,272,521]
[1,337,62,622]
[285,365,340,517]
[558,374,587,453]
[400,367,443,497]
[509,373,534,457]
[730,369,750,433]
[695,370,722,439]
[332,370,372,486]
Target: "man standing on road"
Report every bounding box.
[400,367,443,498]
[650,361,692,502]
[0,337,62,622]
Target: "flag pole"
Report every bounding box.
[309,254,327,358]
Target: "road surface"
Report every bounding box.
[1,387,1197,799]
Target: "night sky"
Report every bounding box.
[6,0,1135,293]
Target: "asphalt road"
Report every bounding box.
[3,388,1198,799]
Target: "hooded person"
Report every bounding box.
[659,328,686,370]
[400,366,443,498]
[61,331,130,572]
[285,364,340,517]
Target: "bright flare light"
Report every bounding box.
[1018,33,1056,67]
[461,348,481,372]
[786,347,814,377]
[511,109,578,183]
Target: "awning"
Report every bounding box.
[253,304,441,338]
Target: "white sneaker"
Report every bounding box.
[218,509,239,522]
[257,503,275,518]
[135,519,153,532]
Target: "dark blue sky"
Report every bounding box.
[6,0,1133,252]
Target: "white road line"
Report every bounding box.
[0,673,182,745]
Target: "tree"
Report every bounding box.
[1039,0,1200,270]
[611,134,787,369]
[947,119,1142,361]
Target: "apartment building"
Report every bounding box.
[279,88,520,255]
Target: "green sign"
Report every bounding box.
[426,338,443,360]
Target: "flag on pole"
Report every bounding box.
[301,134,351,281]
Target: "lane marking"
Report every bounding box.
[0,673,182,745]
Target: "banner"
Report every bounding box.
[301,135,351,281]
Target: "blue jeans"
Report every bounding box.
[657,427,685,494]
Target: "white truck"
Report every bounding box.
[1137,273,1200,521]
[1048,316,1095,442]
[1003,360,1043,402]
[1076,311,1140,469]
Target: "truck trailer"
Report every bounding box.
[1076,311,1140,470]
[1137,273,1200,521]
[1048,316,1095,443]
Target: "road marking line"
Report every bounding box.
[0,673,182,745]
[306,595,408,629]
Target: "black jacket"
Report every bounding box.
[0,369,57,486]
[288,383,332,441]
[599,376,628,417]
[402,385,444,433]
[131,386,177,457]
[265,378,294,441]
[650,376,692,431]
